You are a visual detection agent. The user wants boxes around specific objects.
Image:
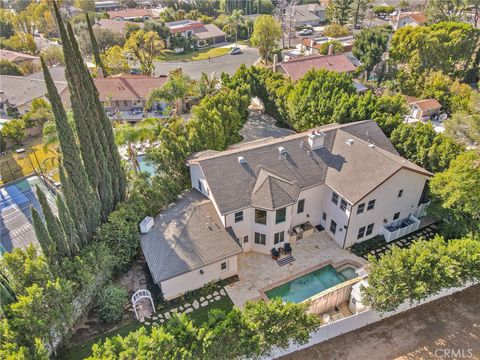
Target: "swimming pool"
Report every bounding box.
[265,265,357,303]
[136,154,155,175]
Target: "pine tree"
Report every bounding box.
[36,185,71,259]
[59,165,88,246]
[86,13,106,76]
[31,206,55,261]
[41,56,101,237]
[56,194,79,255]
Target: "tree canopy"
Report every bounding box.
[250,15,281,64]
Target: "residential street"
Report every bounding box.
[280,284,480,360]
[153,46,260,79]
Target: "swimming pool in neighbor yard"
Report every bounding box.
[265,265,357,303]
[137,154,155,175]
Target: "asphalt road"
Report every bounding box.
[153,46,260,79]
[280,284,480,360]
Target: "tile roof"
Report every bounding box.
[0,75,67,106]
[390,12,427,25]
[411,99,442,112]
[95,19,143,34]
[140,190,243,283]
[291,4,323,23]
[190,121,431,214]
[93,75,168,102]
[0,49,39,62]
[26,65,66,82]
[194,23,226,40]
[107,8,154,19]
[280,54,356,81]
[166,19,205,34]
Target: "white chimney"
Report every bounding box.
[307,130,325,150]
[345,139,354,145]
[238,156,246,164]
[368,143,375,149]
[139,216,154,234]
[97,67,104,79]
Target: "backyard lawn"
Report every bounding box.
[158,46,230,62]
[59,295,234,360]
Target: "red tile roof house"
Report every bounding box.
[277,54,357,81]
[94,74,169,120]
[0,49,40,67]
[107,8,157,21]
[389,11,427,31]
[166,19,226,50]
[408,99,442,121]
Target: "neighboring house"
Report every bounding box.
[299,36,354,56]
[166,20,226,48]
[27,65,66,82]
[289,3,327,27]
[94,74,169,114]
[95,19,143,36]
[277,54,357,81]
[389,11,427,30]
[107,8,156,21]
[408,99,442,121]
[0,49,40,67]
[141,120,432,299]
[95,1,122,11]
[0,75,69,116]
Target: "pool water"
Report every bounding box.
[265,265,357,303]
[136,155,155,175]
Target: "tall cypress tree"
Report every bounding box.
[36,186,70,259]
[31,206,55,262]
[41,56,101,237]
[56,194,79,255]
[85,13,106,77]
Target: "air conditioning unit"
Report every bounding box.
[139,216,154,234]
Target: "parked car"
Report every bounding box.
[299,28,314,36]
[131,108,143,115]
[229,47,242,55]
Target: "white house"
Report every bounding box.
[141,120,432,299]
[389,11,427,31]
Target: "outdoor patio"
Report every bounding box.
[224,231,367,308]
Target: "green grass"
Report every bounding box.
[158,47,230,62]
[59,296,234,360]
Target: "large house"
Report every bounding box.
[107,8,156,21]
[166,20,226,48]
[0,49,40,67]
[141,121,431,299]
[288,3,326,27]
[94,19,143,36]
[389,11,427,30]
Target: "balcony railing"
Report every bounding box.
[381,214,420,242]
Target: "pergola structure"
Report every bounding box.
[131,289,155,320]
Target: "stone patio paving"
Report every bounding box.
[225,231,366,308]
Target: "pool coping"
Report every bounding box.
[258,259,365,303]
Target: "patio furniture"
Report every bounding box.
[271,248,280,260]
[284,243,292,255]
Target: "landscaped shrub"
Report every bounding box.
[324,24,350,38]
[97,285,128,323]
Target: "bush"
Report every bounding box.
[0,60,22,75]
[324,24,350,38]
[97,285,128,323]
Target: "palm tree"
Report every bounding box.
[114,123,151,174]
[194,72,220,99]
[147,69,192,115]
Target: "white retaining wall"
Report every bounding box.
[267,283,476,359]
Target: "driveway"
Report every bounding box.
[280,284,480,360]
[153,45,259,79]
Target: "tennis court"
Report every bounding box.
[0,176,56,254]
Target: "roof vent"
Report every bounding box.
[368,143,375,149]
[345,139,354,145]
[278,146,287,159]
[238,156,246,164]
[139,216,154,234]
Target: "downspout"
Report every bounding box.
[342,203,354,249]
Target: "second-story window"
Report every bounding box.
[255,209,267,225]
[234,211,243,223]
[357,203,365,214]
[276,207,286,224]
[340,199,347,212]
[330,220,337,234]
[297,199,305,214]
[367,199,376,211]
[366,223,374,236]
[331,192,339,205]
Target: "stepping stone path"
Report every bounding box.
[160,319,164,323]
[206,295,212,300]
[200,297,205,302]
[145,321,150,326]
[164,312,171,320]
[140,317,145,323]
[152,316,157,320]
[213,291,219,296]
[201,301,209,307]
[214,296,221,300]
[184,303,191,308]
[220,289,226,296]
[210,299,214,303]
[185,308,193,314]
[193,300,200,309]
[179,306,183,311]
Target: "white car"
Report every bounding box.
[299,29,314,36]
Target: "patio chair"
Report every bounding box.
[284,243,292,255]
[271,248,280,260]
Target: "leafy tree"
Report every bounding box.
[427,0,469,22]
[250,15,281,64]
[40,46,65,66]
[318,40,344,55]
[430,151,480,236]
[363,236,480,313]
[0,32,37,53]
[323,24,350,37]
[0,10,14,39]
[124,30,164,75]
[143,19,170,41]
[114,122,151,173]
[444,91,480,147]
[124,23,141,39]
[327,0,353,25]
[390,122,463,173]
[97,285,128,323]
[353,27,389,80]
[0,60,22,75]
[148,69,193,114]
[373,5,395,17]
[1,119,25,144]
[100,45,130,75]
[22,99,53,128]
[350,0,370,29]
[370,94,408,137]
[75,0,95,12]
